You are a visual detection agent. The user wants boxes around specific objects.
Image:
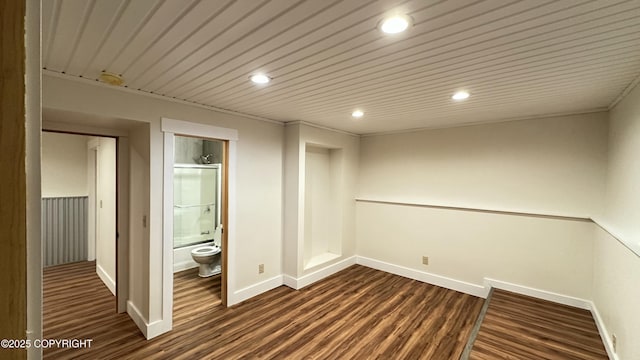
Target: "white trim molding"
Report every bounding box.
[161,119,239,337]
[161,117,238,141]
[126,301,149,338]
[483,278,591,310]
[356,256,487,298]
[284,256,357,290]
[96,263,116,295]
[592,217,640,257]
[589,301,619,360]
[229,275,284,306]
[127,300,166,340]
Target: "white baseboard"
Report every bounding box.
[483,278,591,310]
[127,301,149,338]
[96,263,115,295]
[229,275,284,306]
[589,301,618,360]
[356,256,487,298]
[284,256,357,290]
[283,274,297,288]
[173,260,198,273]
[127,300,167,340]
[146,319,168,340]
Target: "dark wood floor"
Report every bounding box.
[44,262,483,359]
[44,262,608,360]
[468,289,608,360]
[172,267,222,328]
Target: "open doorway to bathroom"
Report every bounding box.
[41,131,119,340]
[172,135,226,316]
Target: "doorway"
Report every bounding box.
[172,136,226,324]
[41,132,117,286]
[161,118,237,333]
[41,131,119,345]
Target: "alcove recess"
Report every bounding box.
[303,144,343,269]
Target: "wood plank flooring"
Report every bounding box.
[44,262,483,359]
[468,289,608,360]
[172,267,222,328]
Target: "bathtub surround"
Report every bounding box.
[174,136,224,165]
[172,163,220,248]
[173,241,215,273]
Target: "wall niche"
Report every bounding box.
[303,144,343,269]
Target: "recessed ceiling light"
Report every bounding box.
[250,73,271,84]
[352,110,364,118]
[452,91,470,100]
[380,15,411,34]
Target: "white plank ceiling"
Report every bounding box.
[43,0,640,134]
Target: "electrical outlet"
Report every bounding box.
[612,333,617,353]
[422,256,429,265]
[258,264,264,274]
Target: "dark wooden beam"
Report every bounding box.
[0,0,28,359]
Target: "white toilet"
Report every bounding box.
[190,245,221,277]
[190,225,223,277]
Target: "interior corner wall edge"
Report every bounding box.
[593,81,640,360]
[43,74,284,321]
[356,112,609,302]
[283,123,359,278]
[356,201,595,300]
[300,124,360,272]
[128,123,151,319]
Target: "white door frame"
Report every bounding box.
[161,118,238,333]
[41,125,130,314]
[87,140,99,261]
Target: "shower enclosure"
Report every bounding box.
[172,135,224,272]
[173,163,221,248]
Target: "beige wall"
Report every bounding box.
[43,74,284,330]
[129,124,151,320]
[593,83,640,360]
[284,123,359,278]
[95,138,117,294]
[359,113,608,216]
[357,202,595,298]
[41,72,639,357]
[41,132,89,197]
[357,113,608,299]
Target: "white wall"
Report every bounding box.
[25,0,42,357]
[129,123,151,320]
[357,113,608,299]
[95,137,117,295]
[284,123,359,280]
[42,72,638,354]
[43,74,283,333]
[303,146,341,267]
[357,202,595,298]
[593,83,640,360]
[41,132,89,197]
[359,113,608,217]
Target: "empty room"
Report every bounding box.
[2,0,640,359]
